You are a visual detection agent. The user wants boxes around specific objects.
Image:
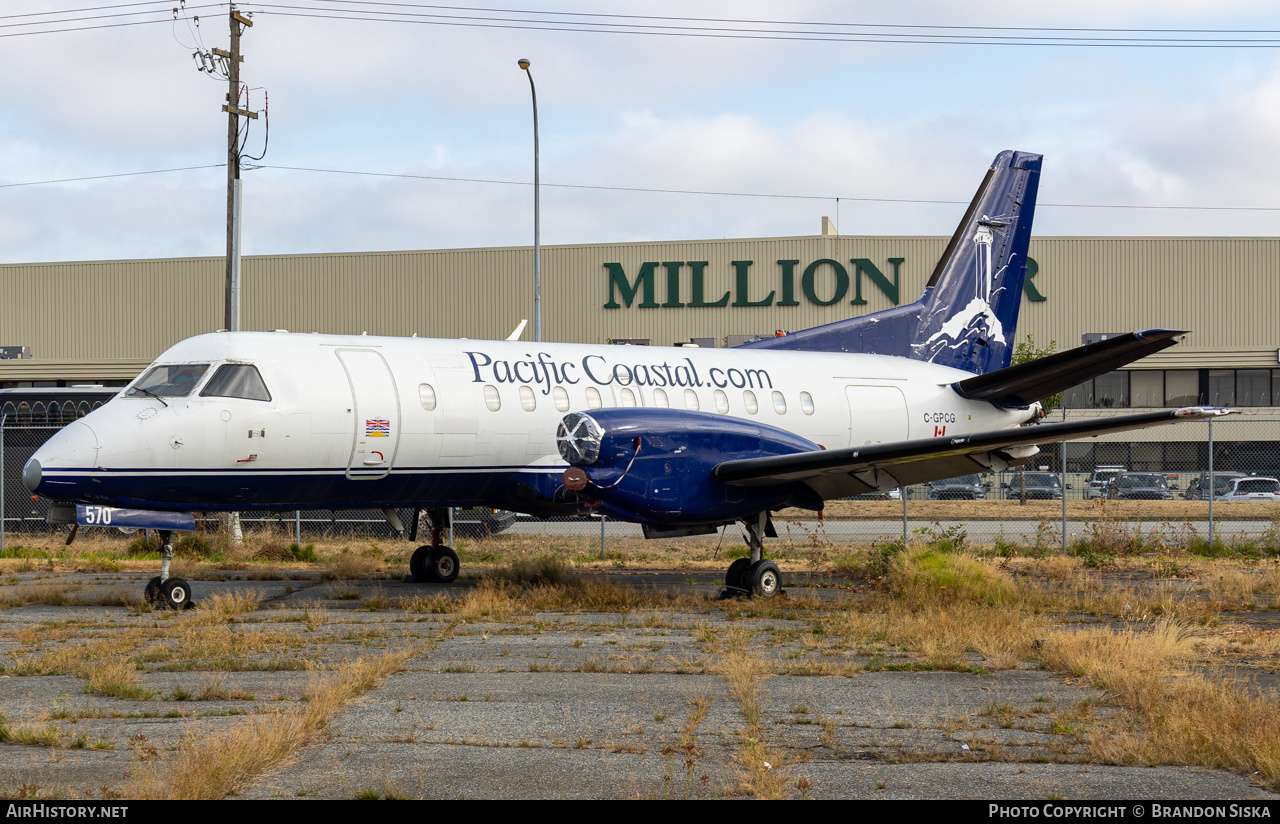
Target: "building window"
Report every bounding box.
[519,385,536,411]
[1208,370,1235,406]
[483,384,501,411]
[418,383,437,412]
[1165,371,1199,407]
[1062,379,1093,409]
[586,387,602,409]
[1129,372,1163,408]
[714,389,729,414]
[1094,371,1128,408]
[1238,370,1271,407]
[743,390,758,414]
[553,386,570,412]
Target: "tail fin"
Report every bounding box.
[742,150,1042,375]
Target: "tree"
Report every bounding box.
[1011,334,1063,414]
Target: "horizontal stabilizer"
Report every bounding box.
[952,329,1185,407]
[712,407,1233,501]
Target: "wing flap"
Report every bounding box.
[712,407,1233,499]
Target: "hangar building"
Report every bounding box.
[2,223,1277,473]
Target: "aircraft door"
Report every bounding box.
[337,349,401,480]
[844,385,909,447]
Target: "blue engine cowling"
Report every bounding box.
[555,408,822,527]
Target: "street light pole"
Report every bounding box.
[518,58,541,342]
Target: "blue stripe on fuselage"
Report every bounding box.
[36,466,569,513]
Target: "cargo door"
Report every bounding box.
[844,385,909,447]
[337,349,401,480]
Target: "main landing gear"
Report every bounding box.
[722,513,782,598]
[408,507,460,584]
[144,530,193,610]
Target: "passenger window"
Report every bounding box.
[418,383,437,412]
[653,388,669,408]
[772,391,787,414]
[684,389,700,411]
[553,386,570,412]
[586,387,602,409]
[800,391,814,415]
[620,388,636,407]
[519,385,536,412]
[199,364,270,402]
[714,389,729,414]
[743,390,758,414]
[128,363,210,399]
[484,385,501,411]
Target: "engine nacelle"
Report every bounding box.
[555,408,822,527]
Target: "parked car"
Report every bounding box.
[1182,472,1246,501]
[1215,477,1280,502]
[1084,465,1126,500]
[1004,472,1063,500]
[1105,472,1173,500]
[927,474,990,500]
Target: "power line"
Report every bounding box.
[242,3,1280,47]
[9,1,1280,45]
[6,160,1280,213]
[0,164,224,188]
[0,1,188,20]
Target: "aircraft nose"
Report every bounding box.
[24,421,99,495]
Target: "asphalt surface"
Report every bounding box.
[0,572,1276,801]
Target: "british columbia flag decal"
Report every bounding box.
[365,418,390,437]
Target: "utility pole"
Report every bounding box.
[218,7,255,545]
[219,6,255,333]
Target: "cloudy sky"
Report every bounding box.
[3,0,1280,263]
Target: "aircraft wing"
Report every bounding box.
[712,407,1234,500]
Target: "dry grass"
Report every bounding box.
[1039,618,1280,787]
[83,658,152,700]
[716,629,799,799]
[132,646,419,799]
[320,551,382,581]
[0,581,83,608]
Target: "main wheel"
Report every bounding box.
[409,546,433,583]
[160,577,191,610]
[747,561,781,598]
[426,546,459,584]
[725,558,751,590]
[144,576,162,606]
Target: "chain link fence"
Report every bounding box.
[4,417,1280,554]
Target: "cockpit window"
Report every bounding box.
[126,364,209,398]
[200,364,272,402]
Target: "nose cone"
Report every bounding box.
[25,421,99,497]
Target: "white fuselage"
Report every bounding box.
[26,331,1036,511]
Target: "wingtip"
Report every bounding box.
[1173,406,1238,419]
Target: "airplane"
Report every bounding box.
[21,150,1233,608]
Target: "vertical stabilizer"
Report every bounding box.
[742,150,1042,376]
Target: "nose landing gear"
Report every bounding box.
[144,530,192,610]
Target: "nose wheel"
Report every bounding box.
[143,531,193,610]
